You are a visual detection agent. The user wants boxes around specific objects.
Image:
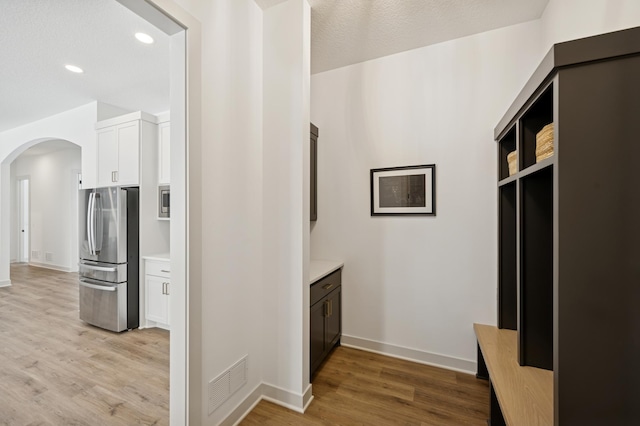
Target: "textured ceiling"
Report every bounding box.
[0,0,170,133]
[1,0,550,135]
[259,0,549,74]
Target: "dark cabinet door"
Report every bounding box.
[310,299,325,374]
[325,287,341,348]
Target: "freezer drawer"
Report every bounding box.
[79,260,127,283]
[79,279,127,332]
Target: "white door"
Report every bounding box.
[17,178,30,262]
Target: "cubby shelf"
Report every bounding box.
[480,25,640,425]
[498,156,554,187]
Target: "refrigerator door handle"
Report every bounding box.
[87,192,95,255]
[80,263,117,272]
[93,193,103,254]
[79,279,117,292]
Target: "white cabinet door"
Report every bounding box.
[158,122,171,184]
[96,121,140,187]
[96,127,118,187]
[116,121,140,186]
[145,275,169,327]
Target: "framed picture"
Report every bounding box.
[370,164,436,216]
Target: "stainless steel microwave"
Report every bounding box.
[159,185,170,218]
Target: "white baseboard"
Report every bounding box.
[224,382,313,426]
[0,280,11,288]
[29,262,73,273]
[224,383,264,426]
[261,382,313,413]
[341,334,476,375]
[144,319,170,331]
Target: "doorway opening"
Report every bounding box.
[16,177,29,263]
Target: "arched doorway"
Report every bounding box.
[7,139,81,272]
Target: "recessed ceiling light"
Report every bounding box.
[65,64,83,73]
[135,32,154,44]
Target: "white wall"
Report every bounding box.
[166,0,265,424]
[10,146,81,271]
[9,164,17,263]
[0,102,98,285]
[308,0,640,375]
[541,0,640,50]
[310,20,545,371]
[262,0,311,406]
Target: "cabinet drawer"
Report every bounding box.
[311,269,341,306]
[146,260,171,278]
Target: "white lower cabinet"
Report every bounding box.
[144,259,170,330]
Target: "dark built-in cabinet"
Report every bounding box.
[310,123,318,222]
[310,269,341,380]
[480,26,640,425]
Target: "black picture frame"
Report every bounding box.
[370,164,436,216]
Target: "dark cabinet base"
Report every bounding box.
[310,269,342,381]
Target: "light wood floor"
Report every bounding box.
[0,264,169,426]
[241,346,490,425]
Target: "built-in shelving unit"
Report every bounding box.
[478,26,640,425]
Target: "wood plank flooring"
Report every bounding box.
[0,264,169,426]
[1,264,489,425]
[241,346,490,425]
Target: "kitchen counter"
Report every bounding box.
[142,253,170,262]
[310,259,344,284]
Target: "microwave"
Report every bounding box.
[159,185,170,218]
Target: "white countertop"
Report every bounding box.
[142,253,170,262]
[310,259,344,284]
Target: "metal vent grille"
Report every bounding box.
[208,355,248,415]
[208,374,229,414]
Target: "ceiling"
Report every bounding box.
[0,0,171,134]
[1,0,549,135]
[260,0,550,74]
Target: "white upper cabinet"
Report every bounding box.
[158,121,171,184]
[95,112,157,188]
[96,120,140,187]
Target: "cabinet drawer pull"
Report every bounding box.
[161,269,171,273]
[322,283,333,290]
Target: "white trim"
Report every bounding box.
[28,262,73,273]
[261,382,310,413]
[224,383,264,426]
[94,111,159,129]
[341,334,477,375]
[145,319,170,331]
[224,382,314,426]
[0,280,11,288]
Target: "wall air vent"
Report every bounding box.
[208,355,248,415]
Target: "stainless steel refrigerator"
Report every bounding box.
[78,187,139,332]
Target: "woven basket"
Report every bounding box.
[536,123,554,162]
[507,151,517,176]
